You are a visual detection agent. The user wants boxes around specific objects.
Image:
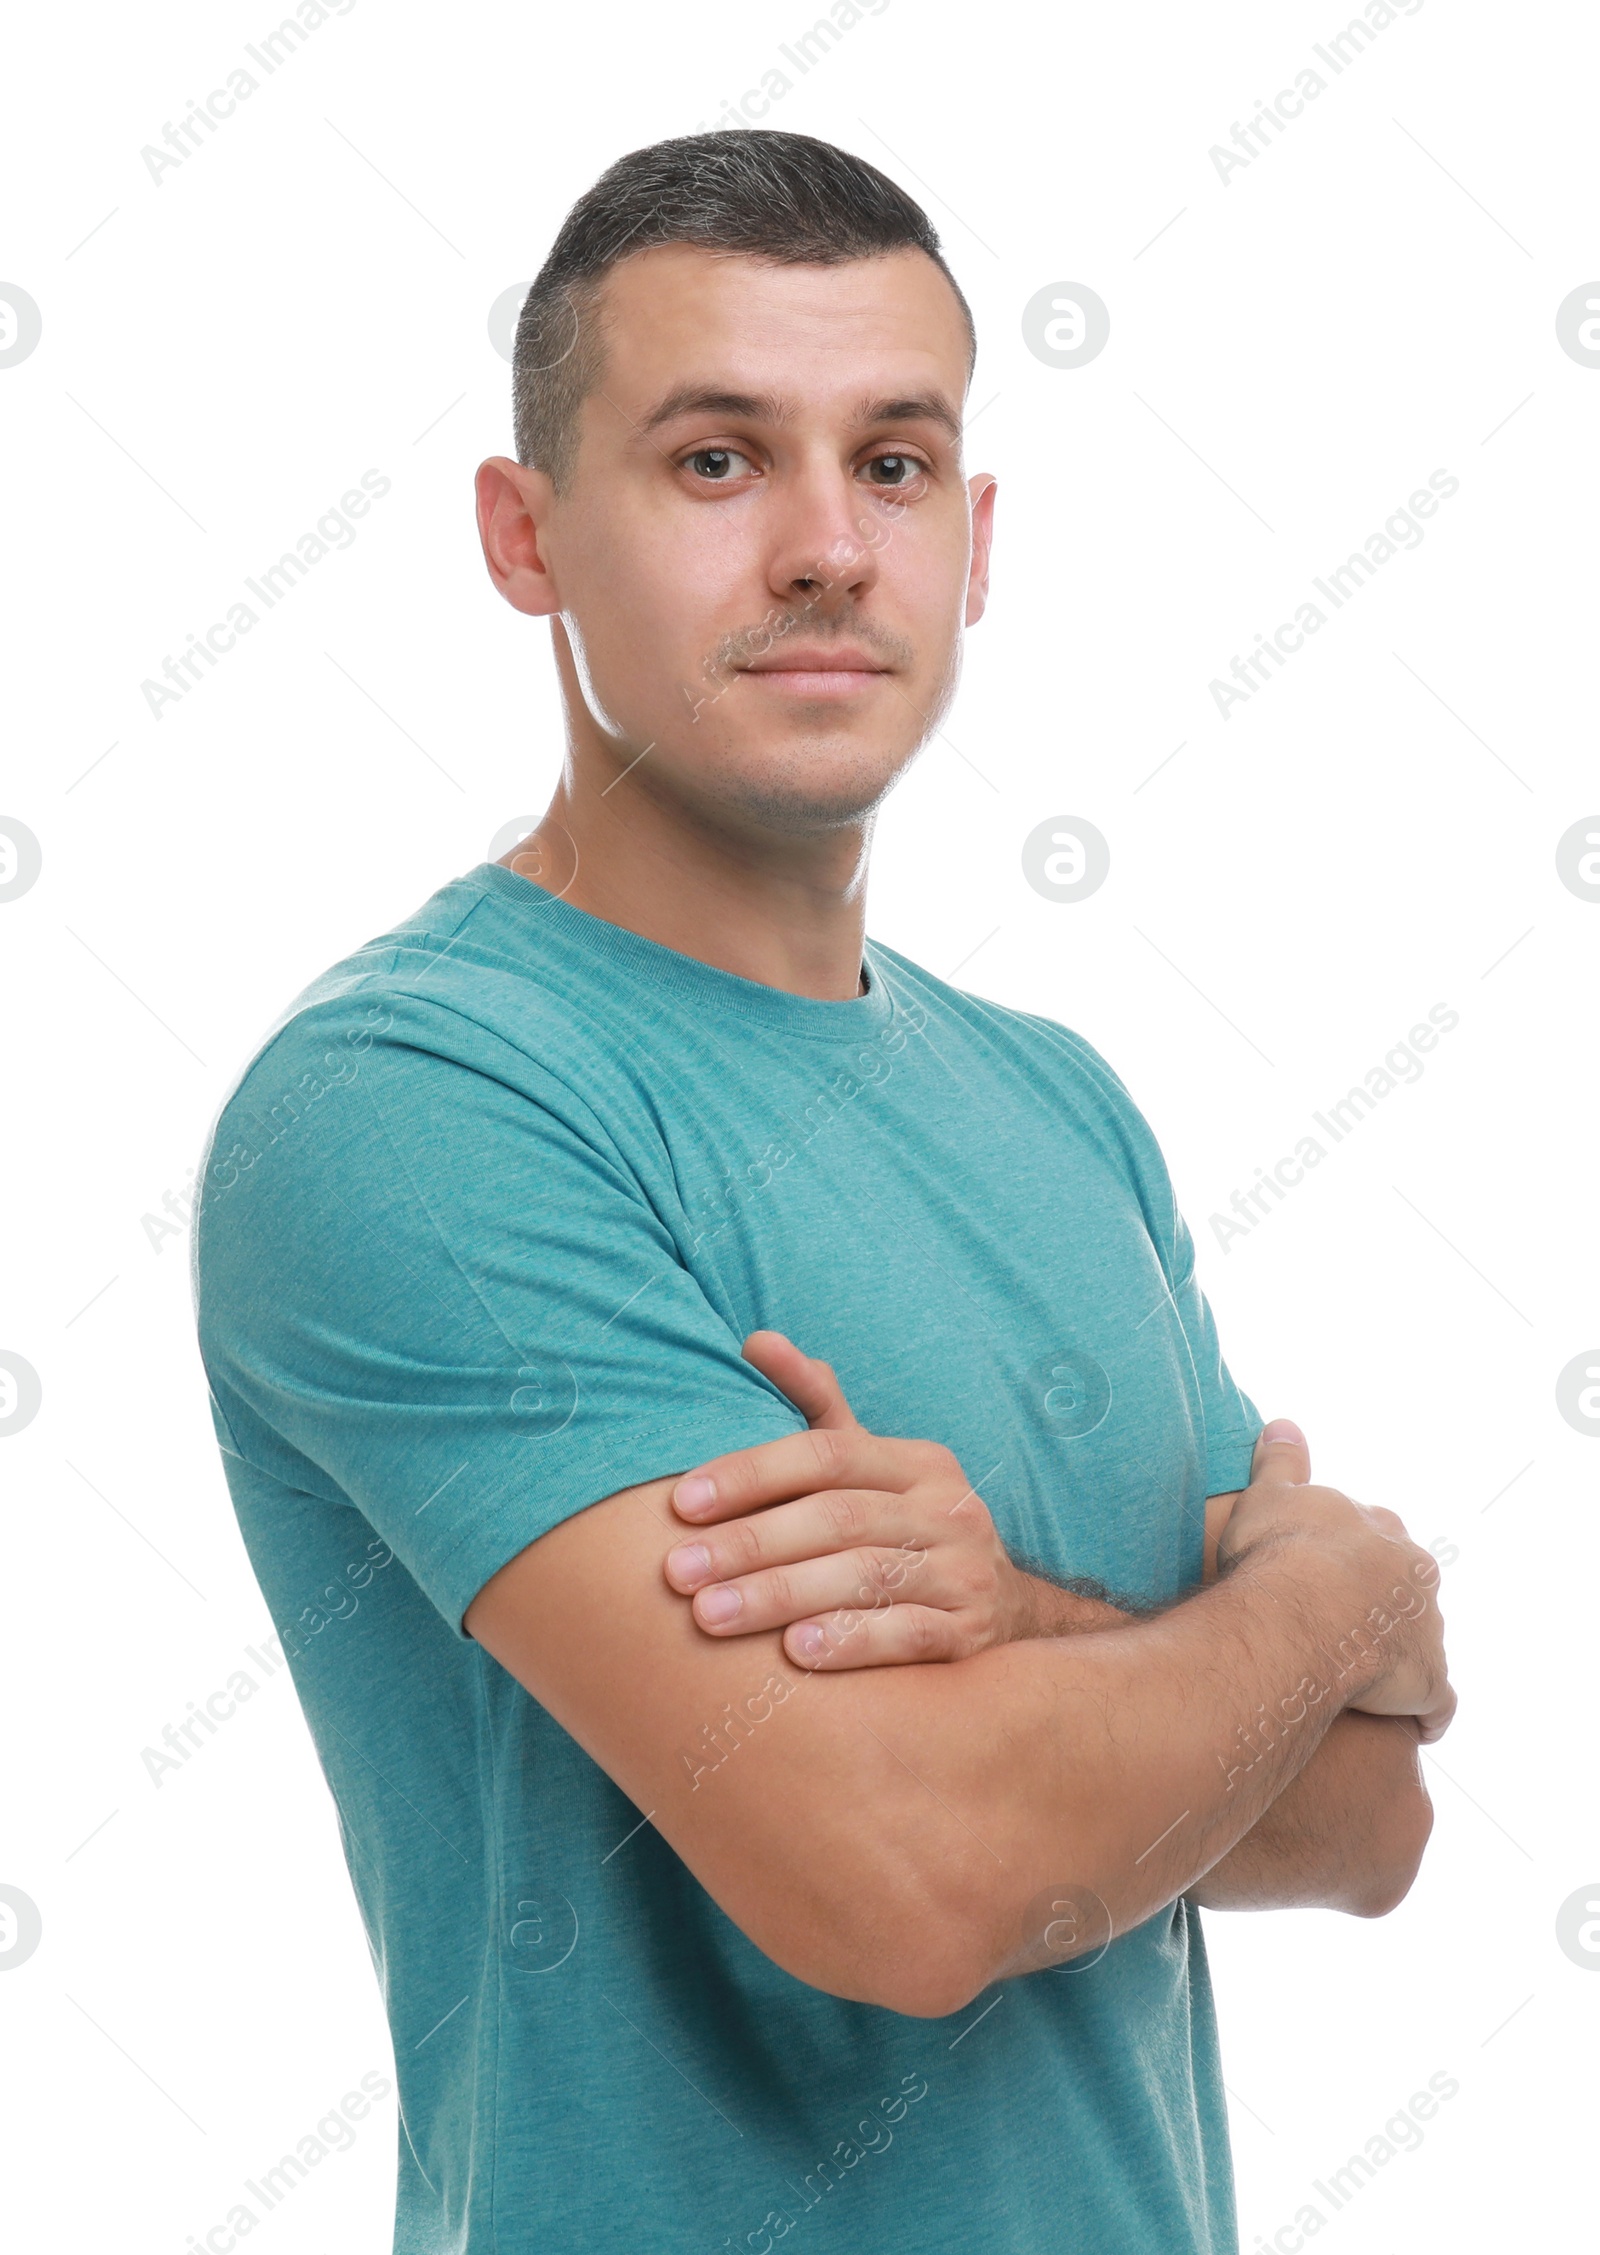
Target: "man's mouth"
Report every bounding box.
[738,645,893,698]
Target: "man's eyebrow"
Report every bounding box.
[637,386,964,442]
[857,394,964,442]
[639,387,787,433]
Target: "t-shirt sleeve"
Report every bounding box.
[194,995,808,1638]
[1165,1207,1264,1495]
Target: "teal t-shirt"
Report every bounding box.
[193,861,1262,2255]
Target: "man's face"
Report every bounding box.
[533,243,992,835]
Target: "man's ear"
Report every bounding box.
[964,473,997,627]
[475,455,562,618]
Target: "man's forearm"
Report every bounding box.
[1014,1569,1430,1918]
[860,1533,1427,2001]
[1184,1710,1432,1915]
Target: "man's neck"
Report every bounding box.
[506,768,873,1003]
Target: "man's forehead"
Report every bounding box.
[591,241,970,405]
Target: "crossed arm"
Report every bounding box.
[466,1333,1440,2015]
[1016,1541,1430,1915]
[657,1332,1433,1919]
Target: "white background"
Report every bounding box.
[2,1,1595,2248]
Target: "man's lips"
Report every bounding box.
[738,647,893,694]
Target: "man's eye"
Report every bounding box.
[862,453,922,487]
[684,447,755,482]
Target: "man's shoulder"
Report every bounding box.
[191,867,636,1287]
[865,936,1177,1214]
[214,864,612,1125]
[865,937,1138,1099]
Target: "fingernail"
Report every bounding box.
[793,1624,824,1660]
[1261,1419,1299,1443]
[675,1475,717,1514]
[666,1543,711,1587]
[697,1585,741,1625]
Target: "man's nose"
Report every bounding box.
[765,465,883,610]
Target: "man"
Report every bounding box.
[193,130,1452,2255]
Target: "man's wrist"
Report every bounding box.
[1006,1564,1143,1641]
[1220,1527,1396,1712]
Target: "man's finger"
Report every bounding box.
[1249,1416,1311,1488]
[665,1488,919,1581]
[741,1330,862,1431]
[671,1427,912,1521]
[783,1604,965,1671]
[681,1544,934,1637]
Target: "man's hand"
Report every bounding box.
[1214,1418,1456,1743]
[668,1335,1453,1752]
[664,1331,1062,1668]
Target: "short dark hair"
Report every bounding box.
[512,129,975,491]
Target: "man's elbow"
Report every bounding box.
[1348,1777,1435,1919]
[770,1845,1128,2017]
[743,1835,1001,2021]
[748,1796,1132,2014]
[858,1949,991,2022]
[776,1882,995,2021]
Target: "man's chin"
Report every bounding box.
[701,749,915,835]
[721,789,887,835]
